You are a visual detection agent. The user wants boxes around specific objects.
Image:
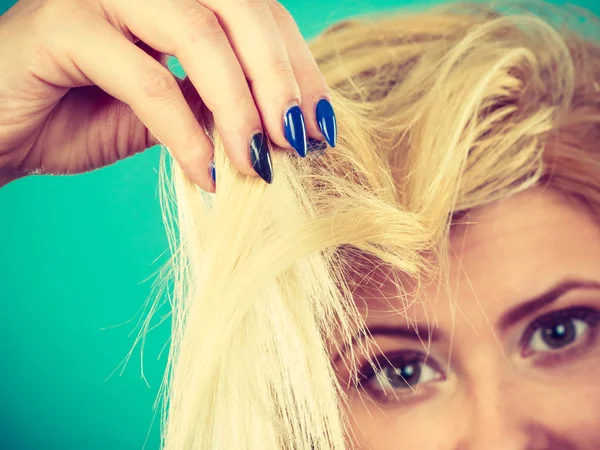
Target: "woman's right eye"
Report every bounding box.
[358,352,444,401]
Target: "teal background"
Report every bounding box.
[0,0,598,449]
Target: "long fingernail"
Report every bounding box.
[283,103,307,158]
[250,132,273,184]
[316,98,337,148]
[307,137,327,154]
[208,159,216,185]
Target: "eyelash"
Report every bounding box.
[354,351,444,402]
[520,306,600,365]
[352,306,600,403]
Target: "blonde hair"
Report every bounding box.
[151,2,600,449]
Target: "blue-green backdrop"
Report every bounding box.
[0,0,598,449]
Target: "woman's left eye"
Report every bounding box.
[356,352,444,402]
[523,307,600,357]
[528,318,587,352]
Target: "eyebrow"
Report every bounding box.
[333,322,441,363]
[366,323,441,341]
[334,279,600,363]
[497,279,600,331]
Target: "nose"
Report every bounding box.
[461,403,528,450]
[456,376,569,450]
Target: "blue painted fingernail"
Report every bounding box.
[208,159,216,184]
[316,98,337,148]
[284,104,307,158]
[250,132,273,184]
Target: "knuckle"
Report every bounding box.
[269,57,296,81]
[218,98,257,127]
[250,57,300,105]
[180,6,223,44]
[176,148,201,172]
[137,66,179,100]
[269,1,292,22]
[235,0,268,10]
[297,63,326,87]
[178,133,211,168]
[34,0,69,26]
[34,1,83,42]
[210,86,250,112]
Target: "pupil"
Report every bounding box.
[542,320,575,348]
[388,362,421,388]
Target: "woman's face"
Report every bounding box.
[335,187,600,449]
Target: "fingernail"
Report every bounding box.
[250,132,273,184]
[316,98,337,148]
[307,137,327,154]
[208,159,216,185]
[283,103,307,158]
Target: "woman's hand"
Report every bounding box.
[0,0,336,192]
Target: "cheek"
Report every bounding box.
[553,407,600,447]
[528,379,600,445]
[340,381,600,447]
[342,395,454,449]
[561,385,600,439]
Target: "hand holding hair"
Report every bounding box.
[0,0,336,192]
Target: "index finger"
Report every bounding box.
[66,21,216,192]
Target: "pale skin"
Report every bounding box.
[335,187,600,449]
[0,0,330,192]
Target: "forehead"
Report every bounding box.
[449,187,600,289]
[353,187,600,321]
